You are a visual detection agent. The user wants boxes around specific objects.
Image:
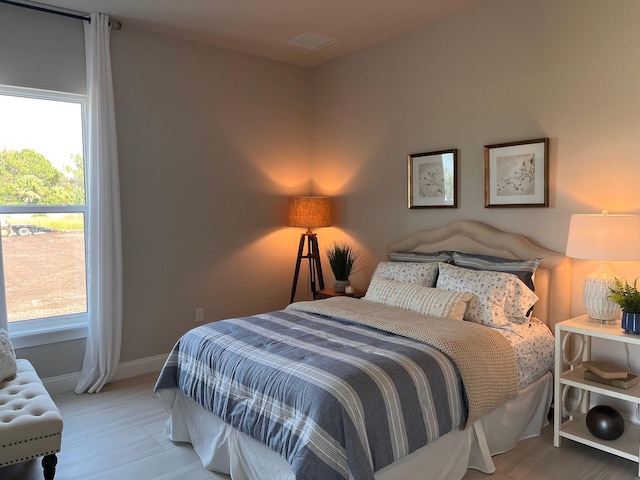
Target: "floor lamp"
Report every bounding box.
[566,211,640,323]
[288,197,332,304]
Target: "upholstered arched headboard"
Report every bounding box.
[387,220,572,331]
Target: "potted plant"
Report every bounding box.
[326,242,359,293]
[609,277,640,334]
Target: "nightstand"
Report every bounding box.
[314,288,366,300]
[554,315,640,475]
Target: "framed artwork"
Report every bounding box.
[484,138,549,208]
[408,149,457,209]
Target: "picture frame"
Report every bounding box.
[408,149,457,209]
[484,138,549,208]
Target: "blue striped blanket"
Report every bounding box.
[155,306,467,480]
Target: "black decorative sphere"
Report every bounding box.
[586,405,625,440]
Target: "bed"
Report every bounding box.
[154,220,571,480]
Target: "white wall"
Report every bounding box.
[111,27,313,366]
[310,0,640,314]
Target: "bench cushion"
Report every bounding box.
[0,359,63,467]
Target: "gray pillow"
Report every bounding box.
[388,251,453,263]
[452,251,541,291]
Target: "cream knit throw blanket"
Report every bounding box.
[286,297,518,426]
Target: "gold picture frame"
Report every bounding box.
[484,138,549,208]
[408,149,457,209]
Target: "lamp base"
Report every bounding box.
[583,266,620,322]
[587,316,618,326]
[289,232,325,304]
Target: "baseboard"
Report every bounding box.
[43,371,80,395]
[113,353,168,381]
[43,353,168,395]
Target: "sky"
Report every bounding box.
[0,94,84,172]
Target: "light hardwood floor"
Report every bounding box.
[1,372,637,480]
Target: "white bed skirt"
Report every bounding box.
[159,371,552,480]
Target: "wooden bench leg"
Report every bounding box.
[42,454,58,480]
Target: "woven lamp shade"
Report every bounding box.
[287,197,332,229]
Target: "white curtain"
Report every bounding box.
[0,241,7,332]
[75,13,123,394]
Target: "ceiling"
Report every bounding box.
[32,0,481,67]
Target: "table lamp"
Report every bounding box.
[565,211,640,323]
[287,197,332,303]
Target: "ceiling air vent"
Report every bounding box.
[286,31,337,50]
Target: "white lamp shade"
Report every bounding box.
[566,213,640,261]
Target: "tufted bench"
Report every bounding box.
[0,359,63,480]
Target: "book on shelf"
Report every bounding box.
[582,360,629,379]
[583,369,639,389]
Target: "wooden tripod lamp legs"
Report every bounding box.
[289,233,325,304]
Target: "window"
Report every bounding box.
[0,85,88,347]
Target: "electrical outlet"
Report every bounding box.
[195,307,205,323]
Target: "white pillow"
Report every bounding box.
[436,263,538,327]
[372,261,440,287]
[0,328,17,382]
[365,275,474,320]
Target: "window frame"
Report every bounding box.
[0,85,89,349]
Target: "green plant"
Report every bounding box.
[609,277,640,313]
[326,242,359,281]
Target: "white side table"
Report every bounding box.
[554,315,640,476]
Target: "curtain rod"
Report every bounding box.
[0,0,122,29]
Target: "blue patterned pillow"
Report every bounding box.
[452,251,541,291]
[436,263,538,327]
